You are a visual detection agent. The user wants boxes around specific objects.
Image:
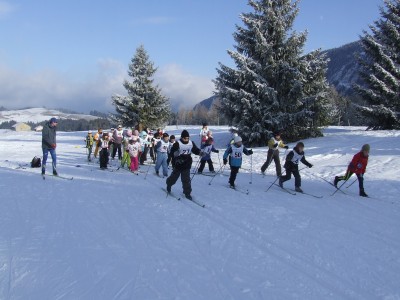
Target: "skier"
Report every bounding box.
[139,130,149,165]
[41,117,58,175]
[279,142,313,192]
[167,135,176,167]
[127,136,141,173]
[99,132,110,170]
[334,144,370,197]
[120,129,132,169]
[85,130,94,162]
[223,136,253,188]
[152,132,161,163]
[155,133,170,177]
[93,128,103,158]
[112,125,124,160]
[261,131,289,176]
[200,123,209,145]
[198,137,219,174]
[166,130,202,200]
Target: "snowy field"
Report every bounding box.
[0,126,399,300]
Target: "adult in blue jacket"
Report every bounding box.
[223,136,253,188]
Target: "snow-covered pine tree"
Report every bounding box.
[112,45,171,129]
[355,0,400,130]
[215,0,329,144]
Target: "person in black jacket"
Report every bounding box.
[41,117,58,175]
[166,130,202,200]
[279,142,313,192]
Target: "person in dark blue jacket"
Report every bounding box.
[223,136,253,188]
[198,138,219,174]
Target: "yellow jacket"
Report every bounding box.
[267,137,286,150]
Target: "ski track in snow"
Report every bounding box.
[0,126,400,299]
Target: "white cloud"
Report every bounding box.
[0,1,15,18]
[155,64,214,109]
[0,61,214,113]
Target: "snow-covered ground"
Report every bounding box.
[0,108,99,124]
[0,126,399,300]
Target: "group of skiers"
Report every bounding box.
[41,120,364,200]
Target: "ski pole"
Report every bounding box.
[346,178,358,189]
[209,164,225,185]
[266,173,281,192]
[144,162,152,180]
[249,153,253,184]
[190,159,202,182]
[217,153,222,170]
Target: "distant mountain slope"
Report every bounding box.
[0,108,100,124]
[324,41,364,96]
[194,41,365,110]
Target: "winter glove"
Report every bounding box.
[308,163,313,168]
[51,143,57,149]
[273,143,278,148]
[216,150,219,153]
[248,149,253,155]
[284,146,289,149]
[223,158,228,165]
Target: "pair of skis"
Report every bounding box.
[42,174,73,180]
[162,188,205,208]
[269,183,323,198]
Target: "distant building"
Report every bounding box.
[12,123,32,132]
[35,125,43,132]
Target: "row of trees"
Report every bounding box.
[111,0,399,144]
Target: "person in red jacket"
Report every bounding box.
[334,144,370,197]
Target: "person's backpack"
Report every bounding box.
[31,156,42,168]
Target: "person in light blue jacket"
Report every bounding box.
[155,133,170,177]
[223,136,253,188]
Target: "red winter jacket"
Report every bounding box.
[348,151,369,174]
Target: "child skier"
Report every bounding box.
[127,136,141,173]
[85,130,94,162]
[334,144,370,197]
[223,136,253,188]
[155,133,170,177]
[198,137,219,174]
[279,142,313,192]
[200,123,209,145]
[261,131,289,177]
[99,133,110,170]
[120,129,132,169]
[166,130,202,200]
[167,135,176,167]
[152,132,161,163]
[93,128,102,158]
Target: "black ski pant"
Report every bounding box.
[261,149,281,176]
[140,146,149,165]
[337,171,364,190]
[112,143,122,160]
[166,168,191,196]
[229,166,240,185]
[280,167,301,187]
[100,148,109,169]
[198,159,214,173]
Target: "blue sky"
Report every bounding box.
[0,0,383,112]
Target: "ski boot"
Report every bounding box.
[295,186,303,193]
[334,176,339,188]
[185,194,193,201]
[166,185,171,193]
[278,177,283,188]
[360,189,368,197]
[53,170,58,176]
[229,182,235,189]
[41,167,45,175]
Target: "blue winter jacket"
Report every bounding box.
[223,144,251,168]
[200,143,219,161]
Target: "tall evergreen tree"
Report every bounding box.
[112,45,171,129]
[215,0,329,144]
[355,0,400,129]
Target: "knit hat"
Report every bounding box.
[362,144,370,152]
[163,133,169,138]
[50,117,58,123]
[234,136,242,143]
[273,131,281,137]
[170,135,175,140]
[88,130,92,134]
[181,130,190,138]
[296,142,305,148]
